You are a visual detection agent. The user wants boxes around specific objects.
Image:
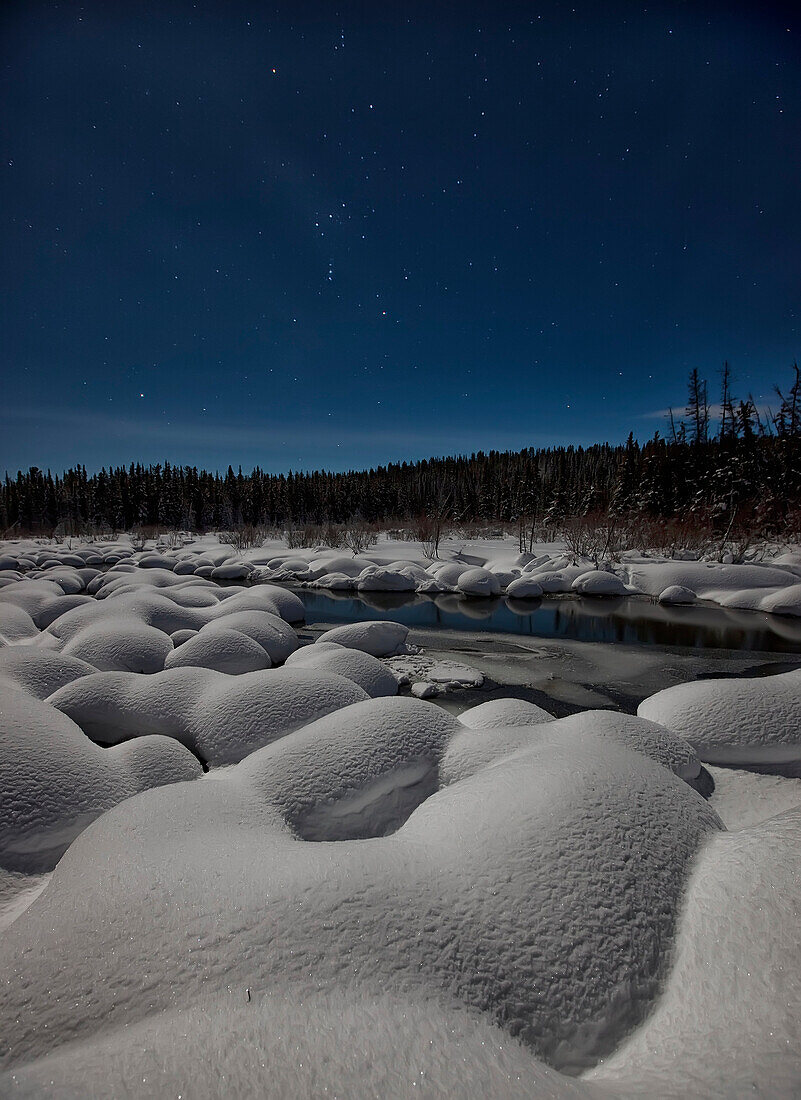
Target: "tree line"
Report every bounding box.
[3,365,801,547]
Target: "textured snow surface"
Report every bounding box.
[0,990,596,1100]
[440,711,702,788]
[639,668,801,765]
[707,765,801,829]
[0,706,719,1081]
[0,683,201,872]
[587,808,801,1098]
[0,648,94,699]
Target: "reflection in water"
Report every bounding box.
[295,588,801,653]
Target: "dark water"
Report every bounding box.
[296,588,801,653]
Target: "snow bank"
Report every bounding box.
[241,534,801,618]
[638,668,801,767]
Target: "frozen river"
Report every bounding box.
[294,588,801,716]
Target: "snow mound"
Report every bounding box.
[39,579,303,659]
[164,627,271,674]
[458,697,555,728]
[757,582,801,617]
[357,566,417,592]
[0,684,201,873]
[456,566,502,597]
[427,561,472,586]
[35,593,94,628]
[316,620,409,657]
[211,561,254,580]
[207,608,298,664]
[0,648,95,699]
[0,580,66,625]
[440,710,701,788]
[241,696,461,840]
[0,715,720,1077]
[311,571,356,590]
[282,645,398,697]
[62,620,173,673]
[524,567,585,593]
[571,570,629,597]
[36,567,86,594]
[135,553,177,570]
[0,602,39,645]
[638,668,801,766]
[657,585,697,605]
[48,666,368,766]
[506,575,545,598]
[229,582,305,623]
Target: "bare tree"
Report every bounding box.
[413,479,453,559]
[342,516,377,555]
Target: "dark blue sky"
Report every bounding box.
[2,1,799,474]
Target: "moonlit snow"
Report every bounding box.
[0,533,799,1097]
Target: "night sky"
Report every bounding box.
[2,2,799,475]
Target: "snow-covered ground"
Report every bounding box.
[0,533,800,1097]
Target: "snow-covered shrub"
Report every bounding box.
[343,519,378,555]
[219,525,267,552]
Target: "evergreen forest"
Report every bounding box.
[4,366,801,551]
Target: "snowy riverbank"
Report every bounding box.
[0,534,800,1096]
